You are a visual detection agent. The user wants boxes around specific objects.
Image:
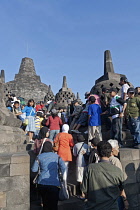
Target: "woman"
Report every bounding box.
[32,141,66,210]
[54,124,74,182]
[22,99,36,143]
[34,127,52,155]
[46,109,63,141]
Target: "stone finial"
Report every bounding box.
[48,85,51,93]
[104,50,114,75]
[0,70,5,83]
[18,57,36,76]
[77,92,80,100]
[62,76,68,89]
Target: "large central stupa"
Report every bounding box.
[5,57,53,102]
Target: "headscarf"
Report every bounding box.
[38,127,49,139]
[62,124,69,133]
[42,141,52,153]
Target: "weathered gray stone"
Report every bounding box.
[0,192,6,208]
[4,57,52,102]
[10,163,30,176]
[6,189,29,206]
[55,76,75,108]
[11,152,29,164]
[0,164,10,177]
[0,154,11,164]
[124,183,140,195]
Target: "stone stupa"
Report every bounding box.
[5,57,50,102]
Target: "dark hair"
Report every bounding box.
[28,99,35,107]
[14,101,20,105]
[90,137,100,146]
[89,96,96,103]
[38,127,49,139]
[97,141,112,158]
[42,141,52,153]
[51,113,58,118]
[77,134,85,142]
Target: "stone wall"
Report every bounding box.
[120,148,140,210]
[0,152,30,210]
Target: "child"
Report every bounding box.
[73,134,88,199]
[88,96,102,143]
[35,111,44,138]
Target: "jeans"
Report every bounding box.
[128,116,140,144]
[38,185,59,210]
[111,117,123,144]
[49,130,60,141]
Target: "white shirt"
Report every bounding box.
[121,84,129,99]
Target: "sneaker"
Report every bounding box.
[84,131,88,134]
[29,140,34,143]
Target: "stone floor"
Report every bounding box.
[31,196,85,210]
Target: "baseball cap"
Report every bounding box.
[85,91,90,99]
[127,87,135,93]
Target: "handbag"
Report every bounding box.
[58,157,69,201]
[23,108,34,126]
[33,138,46,184]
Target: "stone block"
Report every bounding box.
[7,189,29,206]
[0,154,11,164]
[120,148,140,162]
[11,152,29,164]
[6,204,30,210]
[10,163,29,176]
[0,192,6,208]
[0,164,10,177]
[131,149,140,160]
[0,177,13,191]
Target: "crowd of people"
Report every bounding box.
[4,76,140,210]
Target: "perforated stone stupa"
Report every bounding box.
[90,50,127,95]
[55,76,75,108]
[5,57,52,102]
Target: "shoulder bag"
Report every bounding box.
[58,157,69,201]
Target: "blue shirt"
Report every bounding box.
[32,152,66,186]
[88,104,102,126]
[22,106,36,117]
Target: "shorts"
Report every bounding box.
[76,166,85,182]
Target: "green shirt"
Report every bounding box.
[126,97,140,118]
[81,162,125,210]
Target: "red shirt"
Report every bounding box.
[36,104,44,112]
[46,116,63,130]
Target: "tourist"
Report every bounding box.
[34,127,52,155]
[32,141,66,210]
[120,76,130,100]
[35,101,44,112]
[13,101,25,121]
[108,139,122,170]
[88,96,102,142]
[109,88,127,146]
[73,134,88,199]
[54,124,74,183]
[126,87,140,148]
[35,111,44,138]
[46,109,63,141]
[81,141,127,210]
[22,99,36,143]
[88,137,100,164]
[69,100,83,130]
[108,139,129,209]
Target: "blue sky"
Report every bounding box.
[0,0,140,101]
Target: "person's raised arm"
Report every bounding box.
[31,158,39,172]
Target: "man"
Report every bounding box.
[120,76,130,100]
[81,141,127,210]
[69,100,82,130]
[88,96,102,141]
[109,88,127,146]
[126,87,140,148]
